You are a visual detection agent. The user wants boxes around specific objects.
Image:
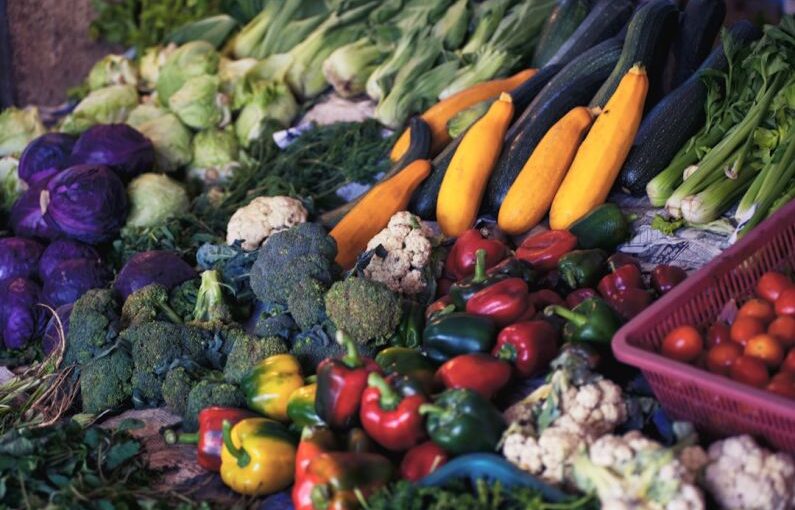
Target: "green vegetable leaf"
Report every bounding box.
[651,215,685,236]
[105,440,141,470]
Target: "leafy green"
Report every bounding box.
[651,215,685,236]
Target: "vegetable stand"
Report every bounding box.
[1,1,795,510]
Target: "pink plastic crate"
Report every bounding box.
[613,199,795,453]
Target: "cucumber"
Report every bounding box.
[532,0,593,67]
[546,0,634,67]
[671,0,726,89]
[618,21,762,196]
[409,66,561,220]
[481,36,624,215]
[569,203,629,251]
[589,0,679,109]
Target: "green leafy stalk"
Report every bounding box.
[680,163,758,224]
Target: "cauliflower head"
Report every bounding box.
[703,435,795,510]
[226,196,308,251]
[363,211,433,295]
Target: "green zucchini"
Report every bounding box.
[481,36,624,215]
[408,66,561,220]
[546,0,634,67]
[532,0,593,67]
[569,203,629,251]
[589,0,679,109]
[619,21,762,196]
[671,0,726,89]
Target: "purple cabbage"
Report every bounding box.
[113,250,196,301]
[38,239,102,282]
[18,133,76,186]
[69,124,155,181]
[1,277,45,349]
[41,165,128,244]
[42,303,73,355]
[0,237,44,281]
[42,258,111,307]
[10,184,60,240]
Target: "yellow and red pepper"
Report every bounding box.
[242,353,305,421]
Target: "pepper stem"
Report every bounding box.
[163,429,199,445]
[544,305,588,328]
[221,420,250,468]
[496,343,517,362]
[472,249,488,283]
[336,330,362,368]
[418,404,445,416]
[368,372,400,411]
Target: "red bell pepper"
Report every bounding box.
[566,288,598,308]
[294,427,339,484]
[426,295,452,319]
[527,289,565,311]
[516,230,577,271]
[435,353,512,399]
[359,373,427,451]
[465,277,529,327]
[492,321,559,378]
[164,406,256,472]
[597,262,653,320]
[607,253,641,272]
[400,441,449,482]
[650,264,687,295]
[445,228,507,281]
[316,332,380,430]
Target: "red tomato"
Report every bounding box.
[767,316,795,349]
[744,334,785,368]
[775,287,795,317]
[706,321,732,349]
[737,298,775,324]
[756,271,792,303]
[730,356,770,388]
[706,343,743,376]
[766,372,795,399]
[782,349,795,374]
[730,317,766,347]
[661,325,703,363]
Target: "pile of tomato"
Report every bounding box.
[659,271,795,399]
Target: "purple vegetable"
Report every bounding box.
[0,237,44,281]
[42,303,72,355]
[69,124,155,181]
[10,185,60,240]
[113,250,196,301]
[1,277,45,349]
[38,239,102,282]
[41,165,128,244]
[42,258,111,307]
[18,133,76,186]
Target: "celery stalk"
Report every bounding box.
[461,0,514,54]
[231,2,281,59]
[439,47,511,100]
[766,180,795,218]
[680,165,756,224]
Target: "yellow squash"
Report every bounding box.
[436,92,514,237]
[330,158,431,268]
[498,106,596,234]
[389,69,535,162]
[549,65,648,230]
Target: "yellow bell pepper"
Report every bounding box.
[242,353,304,421]
[220,417,297,496]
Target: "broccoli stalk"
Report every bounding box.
[193,270,232,324]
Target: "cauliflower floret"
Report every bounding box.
[560,378,627,438]
[226,196,307,251]
[702,435,795,510]
[363,211,433,295]
[502,423,586,485]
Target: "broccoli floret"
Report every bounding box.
[257,222,337,262]
[324,277,402,344]
[287,278,329,331]
[80,347,133,413]
[65,289,122,366]
[184,377,244,431]
[162,366,195,416]
[192,270,232,324]
[223,334,288,384]
[289,325,378,373]
[121,284,183,328]
[169,278,200,322]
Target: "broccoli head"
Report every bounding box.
[223,334,288,384]
[121,283,183,328]
[324,277,402,344]
[290,325,378,373]
[162,366,195,416]
[80,347,134,414]
[184,377,244,431]
[286,278,329,331]
[169,278,200,322]
[65,289,122,366]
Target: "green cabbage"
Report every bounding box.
[188,127,240,185]
[126,103,170,128]
[138,45,175,91]
[168,75,229,130]
[87,54,139,91]
[134,113,193,172]
[234,81,298,147]
[60,84,139,134]
[0,107,45,157]
[125,172,190,228]
[156,41,220,107]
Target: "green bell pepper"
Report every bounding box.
[557,249,608,289]
[422,312,497,364]
[375,347,438,394]
[419,389,506,454]
[544,297,622,344]
[390,300,425,349]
